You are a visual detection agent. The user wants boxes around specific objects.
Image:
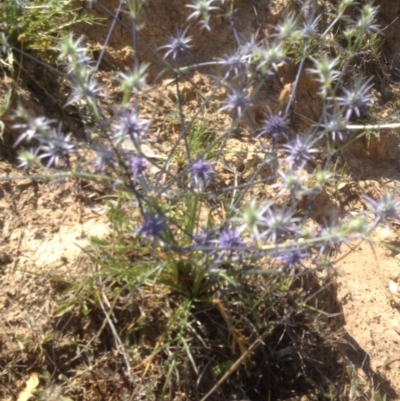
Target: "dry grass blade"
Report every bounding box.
[97,282,133,381]
[199,328,271,401]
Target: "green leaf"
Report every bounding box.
[53,301,75,317]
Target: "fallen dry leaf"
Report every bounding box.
[17,373,39,401]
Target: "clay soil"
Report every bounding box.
[3,0,400,400]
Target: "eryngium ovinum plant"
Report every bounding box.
[3,0,400,395]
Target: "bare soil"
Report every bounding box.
[2,0,400,399]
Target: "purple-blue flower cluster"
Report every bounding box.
[8,0,398,280]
